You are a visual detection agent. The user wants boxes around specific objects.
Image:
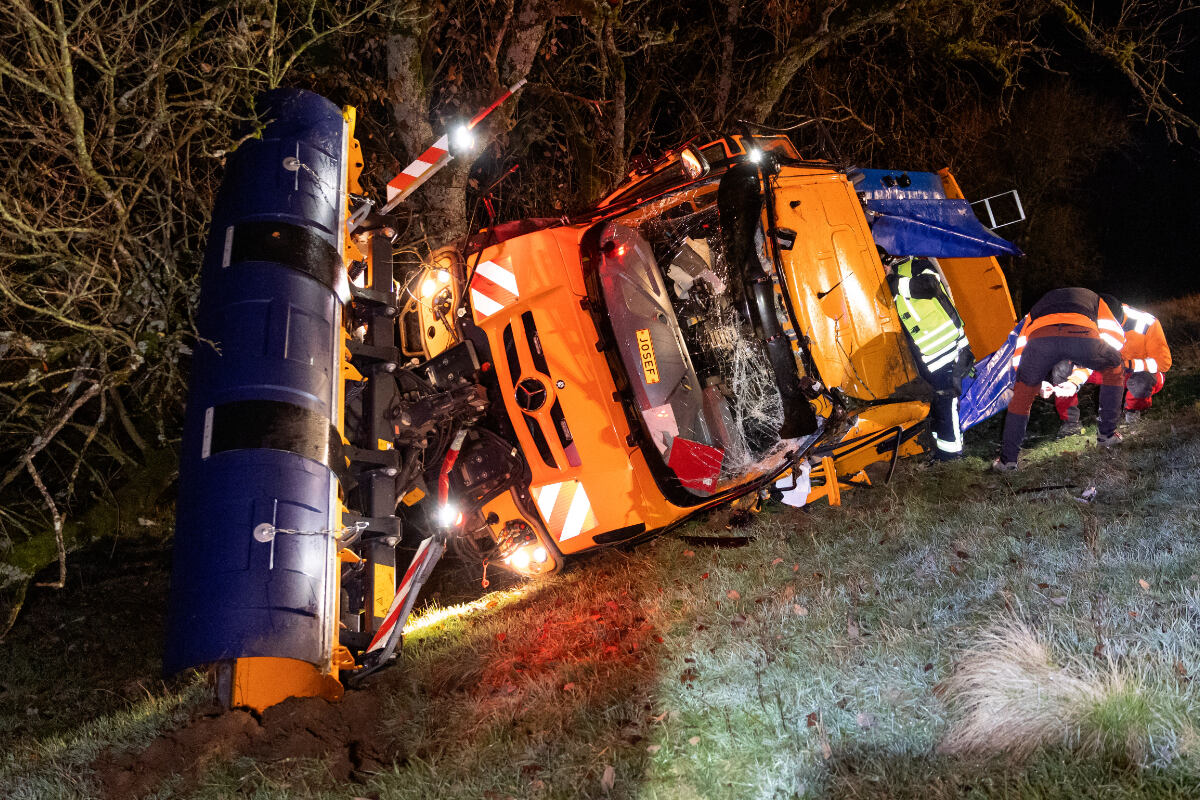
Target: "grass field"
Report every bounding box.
[2,313,1199,799]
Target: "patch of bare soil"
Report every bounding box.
[93,687,402,799]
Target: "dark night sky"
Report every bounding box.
[1088,133,1200,303]
[1055,10,1200,303]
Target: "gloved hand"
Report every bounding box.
[1052,381,1079,398]
[1040,381,1056,399]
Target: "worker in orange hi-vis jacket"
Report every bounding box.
[993,288,1126,471]
[1052,297,1172,433]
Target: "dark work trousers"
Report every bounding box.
[1000,329,1123,463]
[928,366,962,460]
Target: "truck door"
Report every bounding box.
[935,169,1018,357]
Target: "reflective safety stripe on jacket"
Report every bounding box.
[892,258,968,373]
[1121,304,1172,374]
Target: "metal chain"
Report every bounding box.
[253,520,368,542]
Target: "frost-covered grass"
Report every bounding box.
[8,366,1200,799]
[0,676,208,800]
[938,620,1197,765]
[150,360,1200,799]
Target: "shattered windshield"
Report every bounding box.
[592,188,791,499]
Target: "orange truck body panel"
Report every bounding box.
[773,168,922,400]
[936,169,1018,356]
[469,227,690,554]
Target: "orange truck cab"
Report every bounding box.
[400,135,1018,577]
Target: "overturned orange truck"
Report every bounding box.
[165,89,1019,711]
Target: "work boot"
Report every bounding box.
[1124,410,1142,425]
[991,458,1019,472]
[1097,431,1124,448]
[1057,420,1084,439]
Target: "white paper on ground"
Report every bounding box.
[776,460,811,507]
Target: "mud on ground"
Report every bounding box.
[92,689,399,798]
[2,532,498,797]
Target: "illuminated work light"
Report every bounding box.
[436,503,460,527]
[498,519,556,576]
[747,148,763,163]
[450,124,476,153]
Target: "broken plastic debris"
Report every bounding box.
[1076,486,1097,503]
[775,460,811,507]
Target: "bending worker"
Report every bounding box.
[994,287,1126,471]
[883,252,973,460]
[1053,298,1172,433]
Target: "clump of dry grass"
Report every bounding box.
[938,621,1196,766]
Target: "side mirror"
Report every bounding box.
[679,145,709,181]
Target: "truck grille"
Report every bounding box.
[501,312,581,469]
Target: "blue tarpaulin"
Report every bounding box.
[850,168,1024,259]
[959,322,1022,431]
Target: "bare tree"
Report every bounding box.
[0,0,385,633]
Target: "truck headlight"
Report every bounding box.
[497,520,556,576]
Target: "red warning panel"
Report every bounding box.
[667,438,724,493]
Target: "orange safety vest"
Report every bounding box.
[1120,304,1171,374]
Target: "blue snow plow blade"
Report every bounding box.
[851,168,1024,259]
[163,88,348,675]
[959,323,1021,431]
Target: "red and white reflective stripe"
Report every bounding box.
[466,78,527,128]
[386,134,451,204]
[381,80,527,212]
[366,537,435,653]
[470,258,520,319]
[533,480,597,542]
